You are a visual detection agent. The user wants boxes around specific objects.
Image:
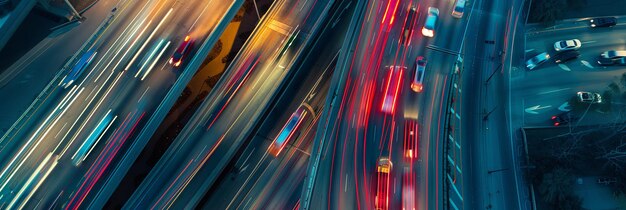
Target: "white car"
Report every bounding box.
[600,50,626,59]
[553,39,581,51]
[577,91,602,103]
[422,7,439,37]
[451,0,465,18]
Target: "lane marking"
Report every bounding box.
[537,87,570,95]
[558,64,571,71]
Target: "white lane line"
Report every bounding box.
[558,64,571,71]
[345,174,348,192]
[537,87,570,95]
[138,86,150,103]
[581,40,596,44]
[558,102,572,112]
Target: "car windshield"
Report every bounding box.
[608,51,617,57]
[173,52,183,60]
[415,69,424,82]
[455,6,464,13]
[560,42,568,48]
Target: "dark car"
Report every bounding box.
[551,111,578,126]
[597,57,615,66]
[400,7,417,45]
[553,50,580,63]
[590,17,617,28]
[169,35,194,67]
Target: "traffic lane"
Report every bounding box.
[0,0,120,134]
[201,38,337,208]
[123,0,334,204]
[4,0,227,205]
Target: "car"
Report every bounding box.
[169,35,194,67]
[597,57,615,66]
[577,91,602,103]
[268,107,307,156]
[600,50,626,59]
[553,39,581,51]
[550,111,579,126]
[525,52,550,70]
[553,50,580,63]
[404,120,419,159]
[61,50,96,88]
[381,66,405,114]
[590,17,617,28]
[402,167,416,210]
[400,7,417,45]
[422,7,439,37]
[410,57,426,92]
[451,0,466,18]
[376,157,392,210]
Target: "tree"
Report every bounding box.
[531,0,567,26]
[539,167,574,204]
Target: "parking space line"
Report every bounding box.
[450,199,460,210]
[447,174,463,201]
[449,135,461,149]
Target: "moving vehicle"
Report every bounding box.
[169,35,194,67]
[400,7,417,45]
[402,167,416,210]
[381,66,405,114]
[600,50,626,59]
[404,120,419,159]
[451,0,466,18]
[553,39,581,51]
[72,110,115,166]
[551,111,578,127]
[525,52,550,70]
[422,7,439,37]
[376,157,393,210]
[61,50,97,89]
[553,50,580,63]
[590,17,617,28]
[597,57,615,66]
[577,91,602,103]
[411,56,427,92]
[268,106,307,156]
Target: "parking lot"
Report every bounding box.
[511,18,626,127]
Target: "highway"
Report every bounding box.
[197,1,355,208]
[0,0,237,208]
[300,0,475,209]
[123,0,336,208]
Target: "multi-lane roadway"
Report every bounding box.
[0,0,237,208]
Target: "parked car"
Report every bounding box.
[590,17,617,28]
[553,39,581,51]
[526,52,550,70]
[577,91,602,103]
[553,50,580,63]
